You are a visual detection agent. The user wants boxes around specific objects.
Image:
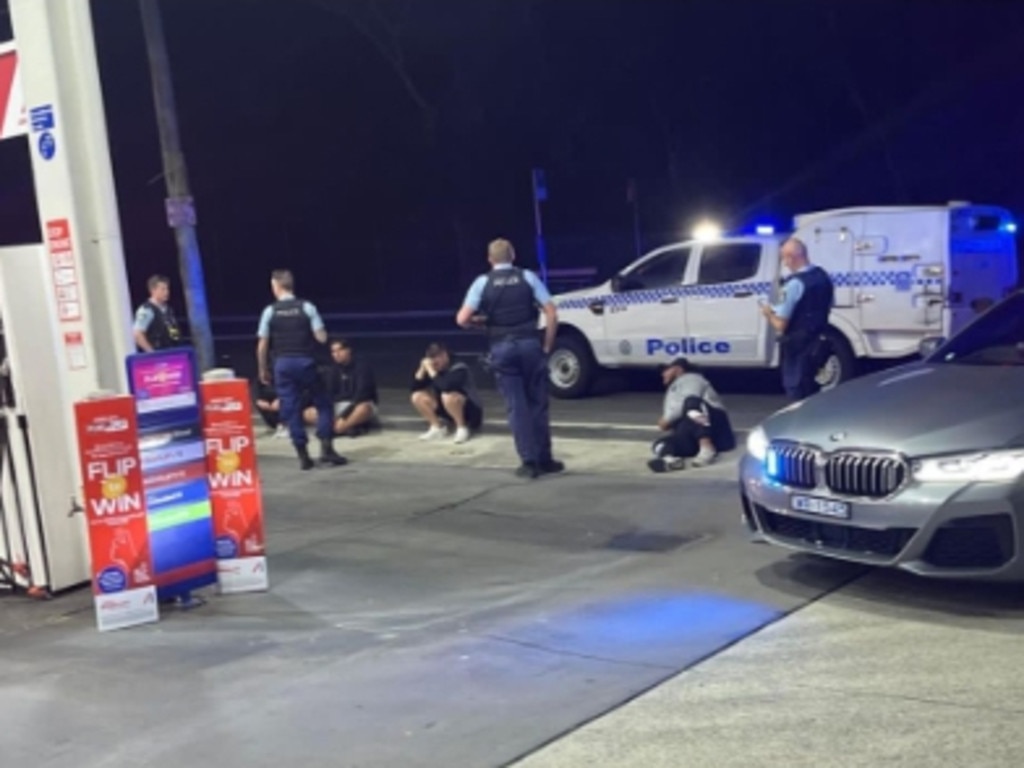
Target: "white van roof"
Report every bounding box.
[793,203,980,229]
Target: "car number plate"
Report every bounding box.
[790,495,850,519]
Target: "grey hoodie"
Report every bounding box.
[662,372,725,425]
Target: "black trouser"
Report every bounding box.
[781,337,821,401]
[652,396,736,458]
[490,336,552,465]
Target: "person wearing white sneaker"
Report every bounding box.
[410,343,484,442]
[648,357,735,473]
[419,424,448,441]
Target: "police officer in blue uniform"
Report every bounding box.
[457,238,564,479]
[257,269,347,471]
[133,274,182,352]
[761,237,835,400]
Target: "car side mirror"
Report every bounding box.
[918,336,946,358]
[610,274,623,292]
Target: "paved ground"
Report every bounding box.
[514,570,1024,768]
[3,388,1024,767]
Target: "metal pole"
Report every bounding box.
[138,0,215,372]
[532,170,548,285]
[632,197,642,259]
[628,178,642,259]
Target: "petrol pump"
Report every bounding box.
[0,0,135,595]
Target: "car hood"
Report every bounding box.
[762,362,1024,457]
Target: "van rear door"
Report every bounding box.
[948,206,1019,336]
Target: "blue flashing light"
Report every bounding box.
[1001,221,1017,234]
[755,224,775,236]
[766,447,779,479]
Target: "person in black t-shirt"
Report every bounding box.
[305,339,380,437]
[410,342,483,444]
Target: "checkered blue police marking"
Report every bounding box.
[556,271,942,311]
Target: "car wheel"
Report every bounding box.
[815,329,858,391]
[548,335,595,399]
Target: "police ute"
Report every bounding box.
[547,203,1019,398]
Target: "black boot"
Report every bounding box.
[319,439,348,467]
[296,444,315,471]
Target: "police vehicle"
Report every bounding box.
[547,203,1019,398]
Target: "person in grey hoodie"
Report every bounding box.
[648,357,736,473]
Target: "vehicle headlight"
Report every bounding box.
[747,426,769,462]
[913,449,1024,483]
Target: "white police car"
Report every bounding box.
[546,203,1018,398]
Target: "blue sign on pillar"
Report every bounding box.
[126,348,217,601]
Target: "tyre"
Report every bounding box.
[548,334,596,399]
[815,328,858,391]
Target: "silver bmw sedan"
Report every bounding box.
[740,290,1024,580]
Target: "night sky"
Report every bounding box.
[2,0,1024,316]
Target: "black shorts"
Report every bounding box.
[437,396,483,430]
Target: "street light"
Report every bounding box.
[692,220,722,241]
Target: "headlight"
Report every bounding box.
[747,426,769,462]
[913,449,1024,483]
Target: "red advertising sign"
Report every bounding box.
[73,396,159,631]
[200,378,268,593]
[0,43,28,141]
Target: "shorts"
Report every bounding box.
[437,396,483,430]
[334,400,379,420]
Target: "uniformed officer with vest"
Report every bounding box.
[456,238,564,479]
[133,274,182,352]
[761,237,835,400]
[257,269,347,471]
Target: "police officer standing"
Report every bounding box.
[761,237,835,400]
[456,238,564,479]
[133,274,182,352]
[256,269,347,471]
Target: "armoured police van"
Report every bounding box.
[547,203,1018,398]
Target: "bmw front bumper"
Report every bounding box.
[739,453,1024,581]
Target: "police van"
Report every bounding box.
[547,203,1019,398]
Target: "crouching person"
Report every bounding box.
[410,342,483,444]
[648,357,736,473]
[308,338,380,437]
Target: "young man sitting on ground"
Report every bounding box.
[649,357,736,473]
[305,338,379,437]
[410,342,484,444]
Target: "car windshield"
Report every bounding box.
[933,293,1024,366]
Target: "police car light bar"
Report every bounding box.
[755,225,775,235]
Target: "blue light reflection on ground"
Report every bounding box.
[501,592,783,666]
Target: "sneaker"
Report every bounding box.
[647,456,685,474]
[453,427,471,444]
[273,425,288,439]
[419,425,448,441]
[691,448,718,467]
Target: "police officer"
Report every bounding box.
[256,269,347,471]
[761,237,835,400]
[456,238,564,479]
[133,274,182,352]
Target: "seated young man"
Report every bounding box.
[648,357,736,473]
[304,339,379,437]
[254,380,287,438]
[258,379,317,439]
[410,342,483,444]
